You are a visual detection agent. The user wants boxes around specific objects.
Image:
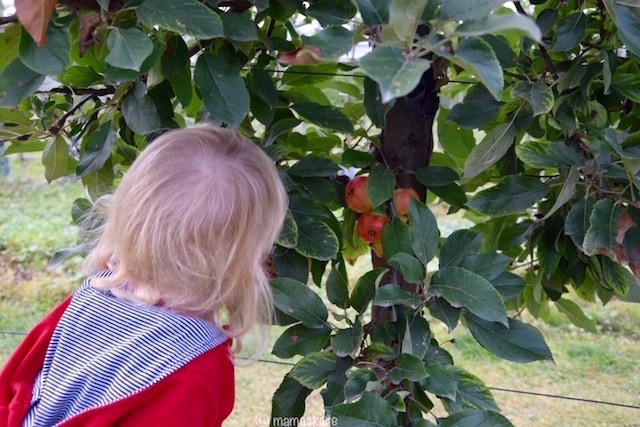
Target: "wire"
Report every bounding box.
[2,330,640,410]
[488,387,640,410]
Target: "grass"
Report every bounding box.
[2,154,640,426]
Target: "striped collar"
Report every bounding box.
[25,271,228,427]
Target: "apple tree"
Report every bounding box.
[2,0,640,425]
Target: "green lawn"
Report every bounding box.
[2,154,640,426]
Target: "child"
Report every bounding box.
[0,126,289,426]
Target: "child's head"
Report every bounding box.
[85,126,288,347]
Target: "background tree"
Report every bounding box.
[2,0,640,425]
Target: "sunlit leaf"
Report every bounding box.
[463,122,516,179]
[105,27,153,72]
[359,47,431,103]
[512,80,553,116]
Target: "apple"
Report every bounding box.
[345,176,373,213]
[393,188,420,217]
[356,212,388,243]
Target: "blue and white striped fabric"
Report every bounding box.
[23,270,228,427]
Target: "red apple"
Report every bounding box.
[393,188,420,217]
[356,212,388,243]
[345,176,373,213]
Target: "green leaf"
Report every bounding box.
[59,65,102,87]
[0,59,45,107]
[555,298,597,333]
[292,214,339,261]
[439,410,513,427]
[565,199,594,250]
[326,263,350,308]
[359,46,432,103]
[290,351,338,389]
[331,321,364,357]
[431,266,508,326]
[516,140,585,169]
[136,0,224,38]
[463,122,516,179]
[549,12,587,52]
[367,163,396,209]
[467,176,549,216]
[606,2,640,59]
[423,362,458,400]
[272,324,332,358]
[306,0,357,26]
[390,353,428,384]
[277,212,298,248]
[612,72,640,104]
[301,26,354,58]
[408,200,439,265]
[353,0,390,26]
[465,314,554,363]
[270,277,328,328]
[288,156,340,177]
[291,102,354,133]
[415,166,460,187]
[512,80,553,116]
[2,139,46,155]
[427,297,460,332]
[271,375,313,422]
[220,11,258,41]
[404,315,430,359]
[326,392,397,427]
[122,81,162,134]
[594,255,635,297]
[439,229,483,269]
[19,24,70,75]
[448,85,502,129]
[374,284,421,309]
[583,199,621,256]
[344,368,379,402]
[492,271,526,300]
[444,365,500,413]
[382,218,413,258]
[542,167,579,220]
[42,135,70,183]
[455,13,542,42]
[451,37,503,101]
[381,0,428,49]
[350,268,388,313]
[439,0,505,21]
[458,253,512,282]
[194,52,249,126]
[387,253,426,284]
[105,27,153,72]
[76,122,117,178]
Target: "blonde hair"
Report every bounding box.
[84,126,288,355]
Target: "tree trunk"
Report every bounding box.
[371,63,441,324]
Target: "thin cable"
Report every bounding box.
[489,386,640,410]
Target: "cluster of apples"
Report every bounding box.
[345,176,419,257]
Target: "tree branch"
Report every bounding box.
[0,15,18,25]
[513,1,557,78]
[49,94,100,135]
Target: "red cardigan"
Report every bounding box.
[0,297,235,427]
